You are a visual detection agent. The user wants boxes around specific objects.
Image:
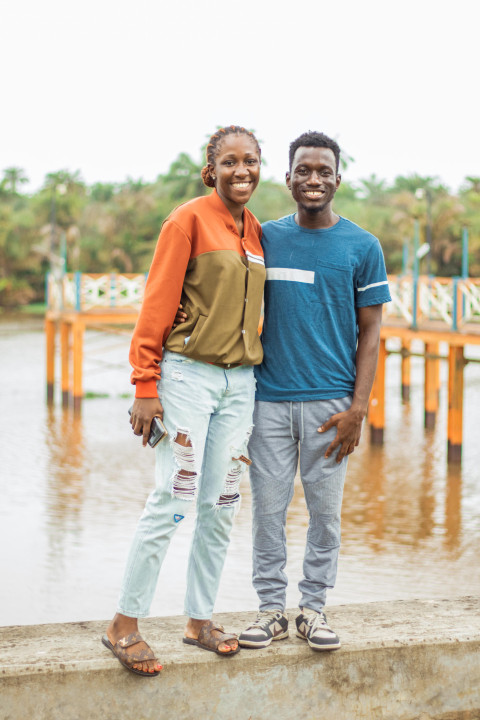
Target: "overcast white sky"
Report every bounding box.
[1,0,478,193]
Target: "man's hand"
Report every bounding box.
[319,305,382,462]
[172,303,187,328]
[130,397,164,447]
[318,407,365,463]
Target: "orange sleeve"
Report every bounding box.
[129,220,191,397]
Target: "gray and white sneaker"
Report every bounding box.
[238,610,289,648]
[296,609,341,651]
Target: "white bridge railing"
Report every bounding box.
[47,273,147,312]
[384,275,480,330]
[47,273,480,330]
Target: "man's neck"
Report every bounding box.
[295,205,339,230]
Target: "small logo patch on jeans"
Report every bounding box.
[174,514,185,523]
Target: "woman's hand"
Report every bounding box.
[130,397,164,447]
[172,303,188,328]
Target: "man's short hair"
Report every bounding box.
[289,132,341,173]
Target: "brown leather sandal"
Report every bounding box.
[183,620,240,656]
[102,632,162,677]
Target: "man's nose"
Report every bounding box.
[306,171,322,185]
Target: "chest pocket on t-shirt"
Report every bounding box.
[313,260,353,305]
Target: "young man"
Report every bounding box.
[238,131,391,651]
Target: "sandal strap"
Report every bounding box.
[114,632,158,664]
[198,621,238,646]
[116,632,145,649]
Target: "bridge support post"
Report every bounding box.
[45,316,56,405]
[401,340,411,402]
[72,318,84,413]
[61,321,72,408]
[369,338,386,444]
[424,342,440,428]
[447,345,464,463]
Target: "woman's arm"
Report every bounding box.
[129,221,191,444]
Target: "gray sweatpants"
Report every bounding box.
[248,397,350,613]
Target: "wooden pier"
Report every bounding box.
[46,272,480,463]
[368,275,480,463]
[45,272,144,411]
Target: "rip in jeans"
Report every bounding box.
[216,426,253,509]
[171,429,198,500]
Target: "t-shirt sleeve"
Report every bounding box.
[354,239,392,307]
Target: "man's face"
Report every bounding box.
[286,146,341,214]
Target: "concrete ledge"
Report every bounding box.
[1,598,480,720]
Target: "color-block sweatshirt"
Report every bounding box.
[129,189,266,398]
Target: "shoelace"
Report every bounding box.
[304,612,329,632]
[251,611,281,628]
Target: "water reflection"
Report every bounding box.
[1,317,480,626]
[445,463,462,552]
[45,407,85,526]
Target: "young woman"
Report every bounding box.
[102,126,265,676]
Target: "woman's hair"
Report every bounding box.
[201,125,261,188]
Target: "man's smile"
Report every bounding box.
[303,190,325,199]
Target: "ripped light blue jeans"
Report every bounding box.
[117,350,255,620]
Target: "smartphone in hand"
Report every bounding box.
[128,407,168,448]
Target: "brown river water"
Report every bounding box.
[1,315,479,627]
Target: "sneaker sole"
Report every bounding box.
[296,630,341,651]
[238,630,289,649]
[307,639,341,651]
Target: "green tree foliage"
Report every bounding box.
[1,167,29,196]
[1,155,479,308]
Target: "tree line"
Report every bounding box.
[1,156,480,308]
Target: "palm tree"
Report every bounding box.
[163,153,206,200]
[463,176,480,194]
[357,174,389,203]
[2,167,28,195]
[392,174,446,195]
[44,169,85,194]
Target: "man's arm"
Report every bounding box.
[319,304,383,462]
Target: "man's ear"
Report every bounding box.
[286,171,291,190]
[335,173,342,189]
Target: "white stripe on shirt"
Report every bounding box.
[357,280,389,293]
[266,268,315,284]
[246,251,265,265]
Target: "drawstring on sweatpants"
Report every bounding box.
[289,402,305,442]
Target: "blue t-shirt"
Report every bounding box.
[255,214,391,401]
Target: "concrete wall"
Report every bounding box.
[1,598,480,720]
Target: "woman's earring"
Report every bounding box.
[211,174,216,180]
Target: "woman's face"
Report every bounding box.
[212,134,261,209]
